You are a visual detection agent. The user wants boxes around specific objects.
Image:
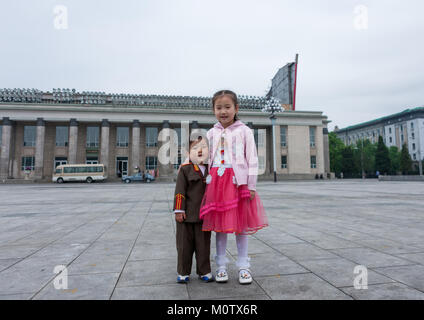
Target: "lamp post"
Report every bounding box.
[361,138,365,179]
[262,97,283,182]
[354,140,365,179]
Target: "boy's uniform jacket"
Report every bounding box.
[173,161,208,223]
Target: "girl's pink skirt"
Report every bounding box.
[199,167,268,235]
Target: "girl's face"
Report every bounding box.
[213,95,239,128]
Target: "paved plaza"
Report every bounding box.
[0,180,424,300]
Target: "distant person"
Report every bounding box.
[376,170,380,178]
[340,172,344,179]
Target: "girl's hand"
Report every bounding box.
[175,212,186,223]
[249,190,256,201]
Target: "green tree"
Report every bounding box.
[400,143,412,175]
[352,139,378,177]
[329,132,344,175]
[388,146,401,175]
[341,145,356,178]
[375,136,391,175]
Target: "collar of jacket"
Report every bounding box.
[213,120,244,131]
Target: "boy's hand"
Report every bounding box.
[249,190,256,201]
[175,212,186,223]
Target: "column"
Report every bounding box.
[131,120,140,170]
[100,119,110,170]
[323,127,330,177]
[0,117,13,179]
[68,118,78,164]
[34,118,45,179]
[158,120,172,178]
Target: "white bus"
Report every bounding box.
[53,164,107,183]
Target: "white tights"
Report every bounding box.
[215,232,250,269]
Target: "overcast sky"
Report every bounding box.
[1,0,423,131]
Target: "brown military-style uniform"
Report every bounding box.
[174,161,211,276]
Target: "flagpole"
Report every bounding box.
[293,53,299,111]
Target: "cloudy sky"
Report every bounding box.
[1,0,423,131]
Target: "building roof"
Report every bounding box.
[336,106,424,133]
[0,88,271,111]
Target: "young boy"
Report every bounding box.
[174,137,213,283]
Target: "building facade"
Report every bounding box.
[334,107,424,162]
[0,89,330,182]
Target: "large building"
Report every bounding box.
[334,107,424,162]
[0,87,331,182]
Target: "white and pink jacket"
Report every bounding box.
[207,120,258,191]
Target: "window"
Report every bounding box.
[413,153,416,160]
[281,155,287,169]
[146,156,157,170]
[24,126,36,146]
[64,167,76,173]
[253,128,266,150]
[389,127,392,134]
[174,128,182,146]
[116,127,129,147]
[280,127,287,147]
[21,156,35,170]
[412,143,416,151]
[412,132,415,139]
[86,156,98,164]
[54,157,67,168]
[56,126,68,147]
[311,156,317,169]
[146,127,158,147]
[411,122,414,129]
[86,126,99,148]
[389,137,392,143]
[309,127,316,147]
[173,149,182,169]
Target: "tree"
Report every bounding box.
[375,136,391,175]
[388,146,401,175]
[400,143,412,175]
[341,146,356,178]
[329,132,344,175]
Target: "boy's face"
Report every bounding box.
[189,139,208,165]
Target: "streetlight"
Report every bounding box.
[262,96,283,182]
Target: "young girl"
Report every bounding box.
[199,89,268,284]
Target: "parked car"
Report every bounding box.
[122,172,155,183]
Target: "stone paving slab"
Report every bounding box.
[0,180,423,300]
[341,283,424,300]
[255,273,352,300]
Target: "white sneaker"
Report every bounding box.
[238,268,252,285]
[215,267,228,283]
[177,274,189,283]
